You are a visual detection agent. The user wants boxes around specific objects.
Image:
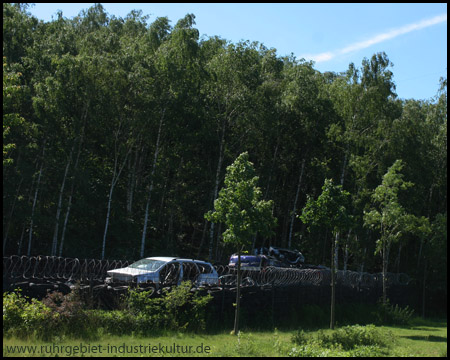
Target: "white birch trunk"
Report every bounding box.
[343,228,352,271]
[58,140,84,256]
[209,121,225,261]
[126,145,139,216]
[51,146,74,255]
[27,144,46,256]
[101,143,131,260]
[17,225,26,255]
[58,99,89,256]
[3,176,23,253]
[288,158,305,249]
[140,109,164,258]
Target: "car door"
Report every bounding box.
[159,262,181,286]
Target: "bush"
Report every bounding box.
[374,299,414,325]
[291,329,308,345]
[320,324,393,350]
[126,281,213,332]
[3,290,53,338]
[289,324,394,357]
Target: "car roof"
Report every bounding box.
[145,257,177,262]
[144,257,212,265]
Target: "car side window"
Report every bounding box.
[182,262,199,282]
[197,263,212,274]
[159,262,180,285]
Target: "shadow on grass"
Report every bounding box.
[409,326,440,332]
[410,318,447,328]
[401,335,447,343]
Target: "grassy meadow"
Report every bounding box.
[3,317,446,357]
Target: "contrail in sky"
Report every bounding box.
[302,13,447,63]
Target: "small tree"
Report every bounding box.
[363,160,421,306]
[205,152,276,335]
[300,178,352,329]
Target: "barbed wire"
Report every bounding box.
[3,255,410,289]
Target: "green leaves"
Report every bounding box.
[300,178,352,235]
[363,159,428,255]
[205,152,276,248]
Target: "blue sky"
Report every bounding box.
[27,3,447,101]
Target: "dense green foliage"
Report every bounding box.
[205,152,276,249]
[3,282,212,339]
[289,324,395,357]
[2,4,447,312]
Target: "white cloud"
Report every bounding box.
[301,13,447,63]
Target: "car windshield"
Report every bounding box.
[128,259,166,271]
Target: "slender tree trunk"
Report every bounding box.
[330,233,337,329]
[209,120,226,261]
[101,143,131,260]
[27,143,46,256]
[3,176,23,254]
[51,145,74,255]
[322,227,328,264]
[359,246,367,283]
[331,150,347,282]
[422,259,427,319]
[196,219,209,259]
[156,177,168,231]
[395,242,402,273]
[264,140,280,199]
[58,100,89,256]
[343,229,352,271]
[140,109,164,258]
[360,244,367,275]
[288,158,305,249]
[126,144,140,216]
[382,233,391,306]
[59,140,84,256]
[17,225,26,255]
[234,246,243,335]
[334,231,339,272]
[418,186,433,268]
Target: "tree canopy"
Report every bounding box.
[2,4,447,313]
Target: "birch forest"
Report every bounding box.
[3,4,446,306]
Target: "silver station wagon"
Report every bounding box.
[105,257,219,289]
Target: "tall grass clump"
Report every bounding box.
[289,324,395,357]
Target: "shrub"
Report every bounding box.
[4,283,214,339]
[316,324,394,350]
[374,299,414,325]
[291,329,308,345]
[41,290,84,318]
[3,290,52,338]
[289,324,394,357]
[126,281,213,332]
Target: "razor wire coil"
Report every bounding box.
[3,255,410,288]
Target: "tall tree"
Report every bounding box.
[205,152,276,334]
[300,178,352,329]
[363,160,423,305]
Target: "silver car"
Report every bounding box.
[105,257,219,289]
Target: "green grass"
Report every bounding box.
[3,318,447,357]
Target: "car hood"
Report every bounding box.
[107,267,155,277]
